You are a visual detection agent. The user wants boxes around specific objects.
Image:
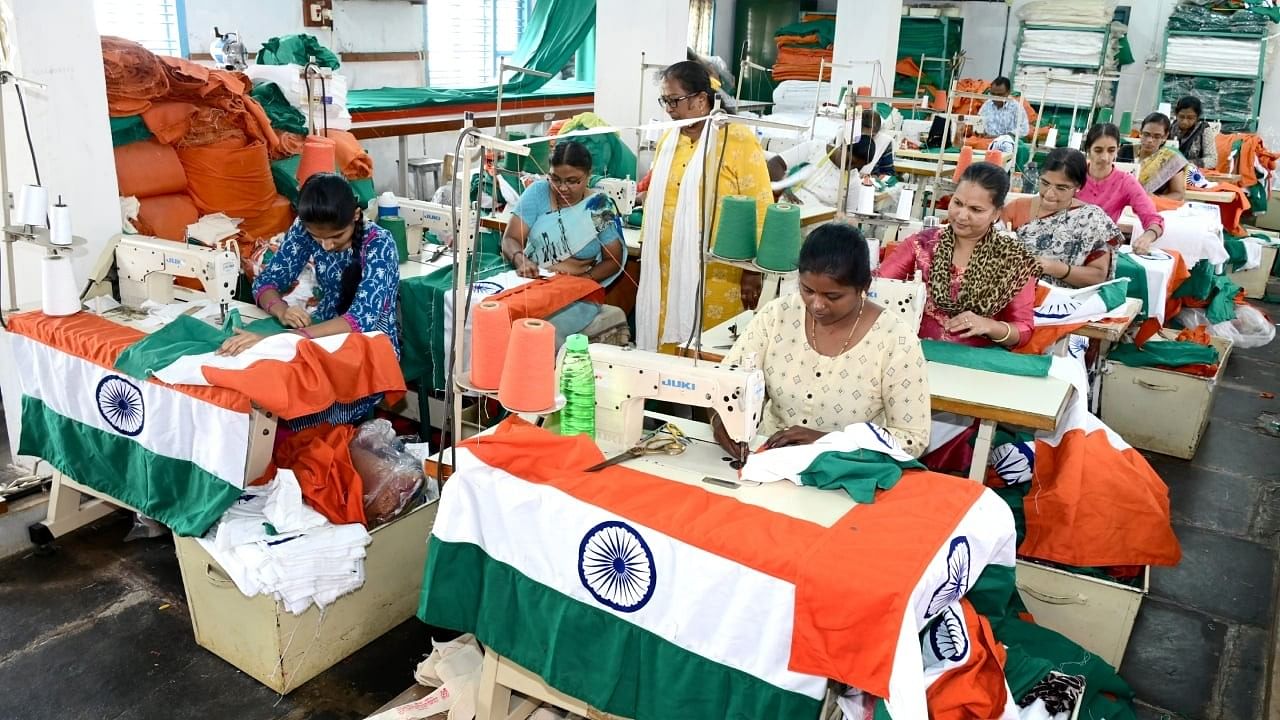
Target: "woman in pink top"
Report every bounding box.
[1077,123,1164,254]
[877,163,1040,349]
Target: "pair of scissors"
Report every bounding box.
[584,423,688,472]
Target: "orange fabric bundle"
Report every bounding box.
[240,196,297,245]
[325,129,373,180]
[1215,133,1278,188]
[178,140,279,217]
[773,46,834,81]
[159,56,211,96]
[101,36,170,116]
[276,132,307,158]
[775,33,822,46]
[179,105,248,147]
[142,102,198,145]
[114,139,188,198]
[262,423,366,526]
[135,193,199,242]
[950,79,991,116]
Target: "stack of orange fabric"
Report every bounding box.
[104,37,296,254]
[773,27,833,82]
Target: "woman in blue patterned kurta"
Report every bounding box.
[218,173,401,428]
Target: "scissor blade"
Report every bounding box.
[584,450,639,472]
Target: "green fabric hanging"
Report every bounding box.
[114,311,289,380]
[1205,274,1241,324]
[110,115,152,147]
[1108,340,1219,369]
[1173,259,1215,300]
[256,34,341,70]
[921,340,1052,377]
[348,0,595,113]
[1224,233,1249,272]
[1116,35,1135,66]
[796,450,923,503]
[271,155,303,205]
[249,82,309,136]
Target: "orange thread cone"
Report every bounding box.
[952,146,974,180]
[297,136,338,184]
[984,149,1004,169]
[470,301,511,390]
[498,318,555,412]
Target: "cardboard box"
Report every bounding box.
[174,499,439,693]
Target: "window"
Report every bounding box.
[428,0,529,88]
[94,0,187,58]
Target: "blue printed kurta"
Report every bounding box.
[253,219,401,428]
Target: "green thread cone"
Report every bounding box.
[756,203,802,272]
[378,216,409,263]
[1119,111,1133,136]
[1096,107,1113,124]
[712,195,759,260]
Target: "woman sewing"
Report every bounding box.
[877,163,1039,348]
[637,60,772,353]
[219,172,401,428]
[1003,147,1122,288]
[767,134,877,208]
[713,223,929,456]
[1173,96,1219,170]
[1126,112,1189,201]
[1077,123,1164,254]
[500,140,625,286]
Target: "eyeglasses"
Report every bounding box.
[657,93,696,109]
[549,174,585,188]
[1140,131,1166,141]
[1038,178,1077,194]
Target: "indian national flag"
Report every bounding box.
[1017,279,1131,355]
[989,356,1181,567]
[7,312,252,536]
[149,329,405,420]
[420,421,1016,719]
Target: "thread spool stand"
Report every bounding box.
[3,225,87,314]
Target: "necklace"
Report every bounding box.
[807,297,866,356]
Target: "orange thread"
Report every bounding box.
[952,146,974,180]
[297,135,338,183]
[983,149,1004,170]
[471,300,511,390]
[498,318,556,412]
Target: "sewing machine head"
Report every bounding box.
[593,177,637,215]
[366,196,455,256]
[113,234,238,315]
[588,344,765,452]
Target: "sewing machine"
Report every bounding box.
[111,234,239,320]
[594,177,637,215]
[367,197,455,255]
[589,344,765,456]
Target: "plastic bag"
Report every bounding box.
[123,512,169,541]
[349,419,437,527]
[1178,305,1276,349]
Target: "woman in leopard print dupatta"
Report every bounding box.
[877,163,1041,348]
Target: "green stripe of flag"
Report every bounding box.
[419,538,823,720]
[18,395,243,537]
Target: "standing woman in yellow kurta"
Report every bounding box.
[636,60,773,353]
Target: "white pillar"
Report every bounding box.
[0,0,119,464]
[594,0,689,156]
[832,0,903,100]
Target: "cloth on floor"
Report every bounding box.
[923,339,1052,376]
[262,423,365,526]
[197,469,371,614]
[741,422,923,502]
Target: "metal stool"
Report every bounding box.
[407,157,443,201]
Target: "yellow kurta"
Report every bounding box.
[653,123,773,354]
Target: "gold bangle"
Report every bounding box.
[993,321,1013,344]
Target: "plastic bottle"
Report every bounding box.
[1021,160,1039,195]
[559,334,596,438]
[377,191,400,219]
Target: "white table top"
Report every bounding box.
[694,310,1073,432]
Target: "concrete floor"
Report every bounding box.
[0,299,1275,720]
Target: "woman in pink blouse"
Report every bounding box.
[1076,123,1164,254]
[877,163,1040,348]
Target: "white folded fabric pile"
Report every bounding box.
[246,63,353,131]
[1017,30,1106,67]
[1165,37,1262,78]
[1015,69,1103,109]
[1017,0,1116,27]
[198,470,372,615]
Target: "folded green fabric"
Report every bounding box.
[249,81,308,136]
[256,33,340,69]
[796,449,923,504]
[114,310,289,380]
[921,339,1052,377]
[110,115,152,147]
[1224,233,1249,272]
[1108,340,1219,369]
